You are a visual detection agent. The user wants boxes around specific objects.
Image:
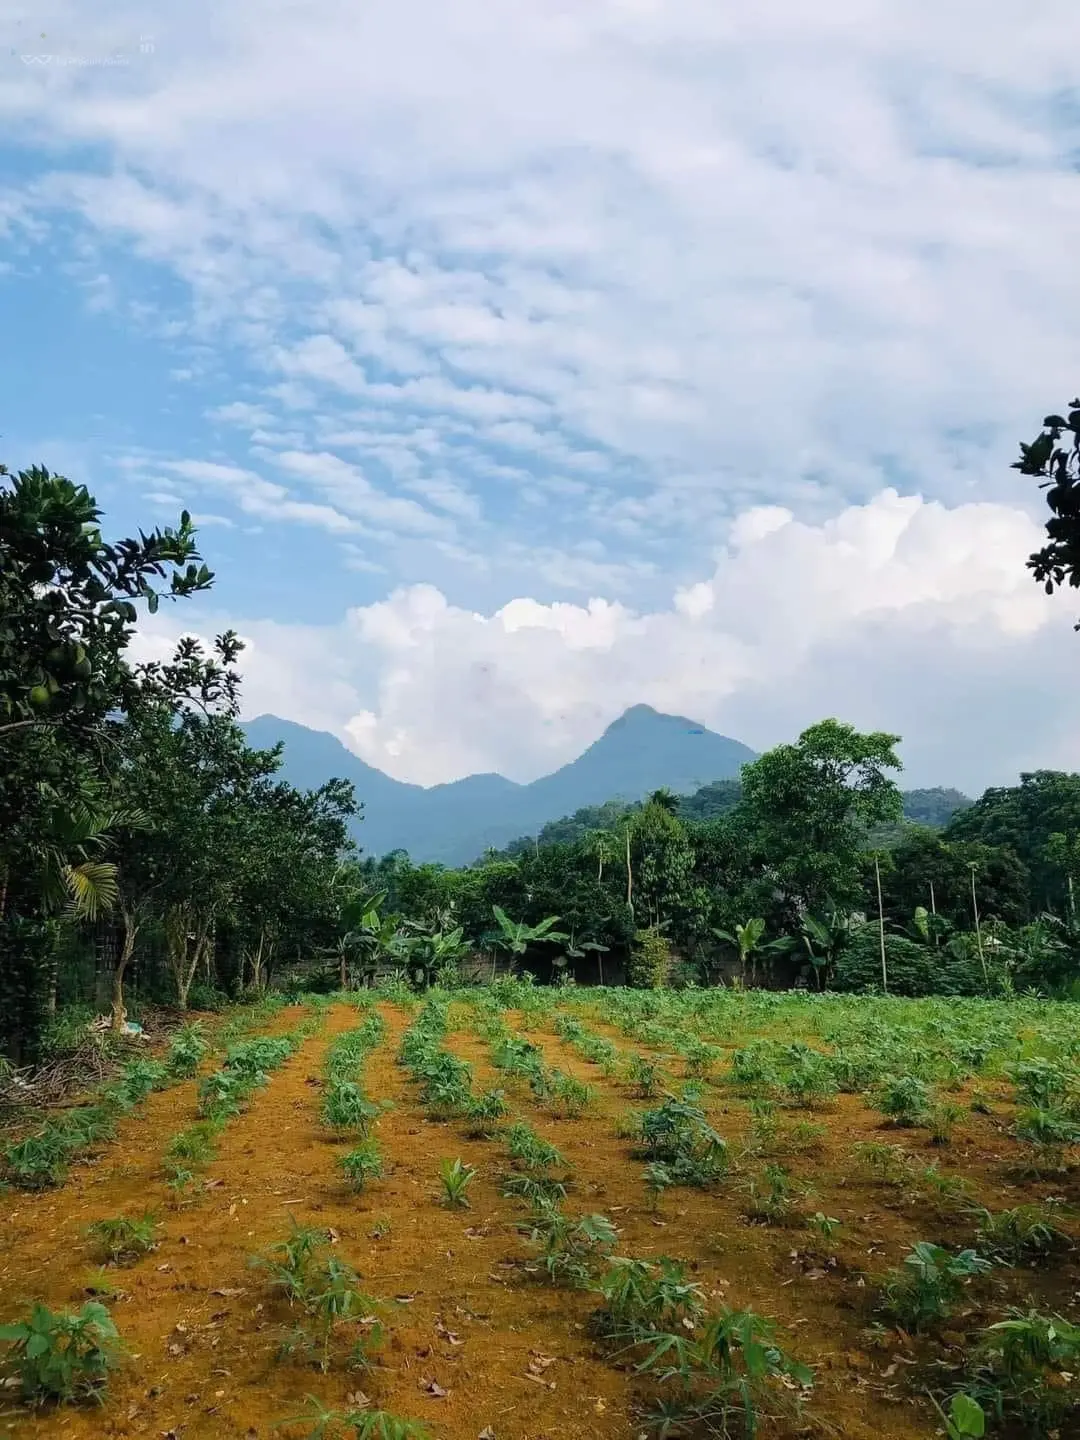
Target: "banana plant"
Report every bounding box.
[490,906,569,975]
[711,917,772,986]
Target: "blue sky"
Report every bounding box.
[2,1,1080,791]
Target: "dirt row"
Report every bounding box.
[1,1000,1077,1440]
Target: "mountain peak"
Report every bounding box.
[605,703,707,734]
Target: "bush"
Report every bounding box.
[628,928,671,990]
[833,926,991,997]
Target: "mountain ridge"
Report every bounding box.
[242,705,758,864]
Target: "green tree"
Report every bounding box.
[737,719,904,917]
[1014,397,1080,625]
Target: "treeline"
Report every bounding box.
[494,781,972,858]
[356,735,1080,998]
[0,465,360,1063]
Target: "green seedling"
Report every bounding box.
[438,1157,476,1209]
[85,1214,157,1266]
[322,1082,380,1135]
[276,1394,433,1439]
[879,1242,992,1331]
[463,1089,509,1139]
[338,1140,385,1192]
[166,1020,210,1078]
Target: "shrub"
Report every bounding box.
[628,928,671,990]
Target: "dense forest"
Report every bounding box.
[2,396,1079,1062]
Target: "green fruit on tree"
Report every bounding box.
[29,685,51,708]
[73,657,92,680]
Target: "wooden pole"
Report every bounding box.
[874,854,888,994]
[970,863,989,992]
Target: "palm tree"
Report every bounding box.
[647,788,680,816]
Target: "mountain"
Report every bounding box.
[242,704,757,865]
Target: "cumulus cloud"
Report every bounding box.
[136,489,1080,795]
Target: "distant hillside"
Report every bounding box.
[498,780,973,856]
[242,705,757,865]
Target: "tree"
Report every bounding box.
[0,464,225,1059]
[944,771,1080,915]
[737,719,904,918]
[1014,397,1080,625]
[0,463,220,742]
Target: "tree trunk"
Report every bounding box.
[111,906,138,1030]
[625,829,633,920]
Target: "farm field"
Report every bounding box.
[2,985,1079,1440]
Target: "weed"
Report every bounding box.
[928,1102,963,1145]
[927,1392,987,1439]
[627,1054,667,1098]
[852,1141,915,1186]
[166,1021,210,1078]
[501,1173,569,1206]
[643,1162,674,1210]
[807,1212,842,1242]
[85,1214,157,1266]
[591,1255,707,1344]
[116,1059,168,1105]
[746,1165,803,1226]
[439,1157,476,1209]
[547,1071,593,1119]
[166,1121,220,1168]
[967,1308,1080,1437]
[0,1301,121,1405]
[633,1305,813,1439]
[3,1130,71,1190]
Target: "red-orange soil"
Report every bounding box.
[1,1001,1077,1440]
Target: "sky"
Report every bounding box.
[2,1,1079,795]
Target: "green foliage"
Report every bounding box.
[628,927,671,989]
[523,1199,617,1287]
[338,1141,384,1192]
[85,1214,157,1265]
[438,1157,477,1208]
[879,1242,993,1331]
[166,1020,210,1077]
[0,1301,121,1405]
[278,1395,433,1439]
[968,1308,1080,1437]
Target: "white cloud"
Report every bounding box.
[138,488,1080,794]
[6,0,1080,794]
